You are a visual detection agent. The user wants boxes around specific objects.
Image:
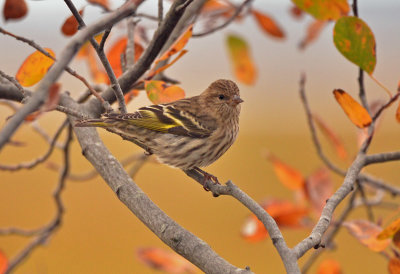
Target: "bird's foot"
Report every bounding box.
[194,167,220,191]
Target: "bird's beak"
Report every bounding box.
[233,95,244,105]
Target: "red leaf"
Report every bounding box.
[87,0,110,11]
[317,259,342,274]
[3,0,27,21]
[252,10,285,39]
[241,199,309,242]
[313,114,348,160]
[61,9,84,36]
[389,257,400,274]
[304,168,333,216]
[266,152,306,190]
[289,5,304,19]
[299,20,327,50]
[136,247,196,273]
[0,250,8,274]
[343,219,390,252]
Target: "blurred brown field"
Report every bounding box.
[1,0,400,273]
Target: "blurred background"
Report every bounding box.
[1,0,400,273]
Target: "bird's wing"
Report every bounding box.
[104,104,216,138]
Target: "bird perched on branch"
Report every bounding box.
[75,79,243,188]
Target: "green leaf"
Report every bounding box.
[333,16,376,74]
[292,0,349,20]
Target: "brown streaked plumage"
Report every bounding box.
[75,79,243,175]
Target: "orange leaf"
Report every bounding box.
[317,259,342,274]
[3,0,27,21]
[136,247,196,274]
[304,168,333,216]
[145,80,185,104]
[299,20,327,50]
[377,217,400,240]
[313,114,348,160]
[107,37,144,78]
[333,89,372,128]
[87,0,110,11]
[86,48,108,84]
[241,199,309,242]
[252,10,285,39]
[396,100,400,123]
[343,220,390,252]
[147,50,188,79]
[201,0,231,14]
[393,230,400,249]
[16,48,55,87]
[266,153,306,190]
[226,34,257,85]
[61,9,84,36]
[0,250,8,274]
[357,100,385,147]
[292,0,349,21]
[124,89,140,104]
[156,24,193,64]
[389,257,400,274]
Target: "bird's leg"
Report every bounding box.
[194,167,220,191]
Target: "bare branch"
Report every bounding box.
[63,0,131,114]
[0,120,68,171]
[5,126,72,273]
[0,70,24,95]
[0,2,138,150]
[193,0,253,37]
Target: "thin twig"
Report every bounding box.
[5,126,72,273]
[0,27,107,107]
[0,70,24,95]
[356,180,374,222]
[301,188,358,273]
[193,0,253,37]
[63,0,130,114]
[0,120,68,171]
[158,0,163,26]
[128,153,149,178]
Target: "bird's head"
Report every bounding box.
[201,79,243,119]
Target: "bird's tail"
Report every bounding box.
[75,118,110,128]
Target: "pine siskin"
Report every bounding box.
[75,79,243,185]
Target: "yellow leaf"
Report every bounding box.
[377,218,400,240]
[226,34,257,85]
[333,89,372,128]
[145,80,185,104]
[16,48,55,87]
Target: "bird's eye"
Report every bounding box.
[218,94,225,100]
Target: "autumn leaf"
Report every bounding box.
[304,168,333,216]
[389,257,400,274]
[266,153,306,190]
[396,101,400,123]
[145,80,185,104]
[313,114,348,160]
[16,48,55,87]
[241,199,309,242]
[61,9,84,36]
[317,259,342,274]
[0,250,8,274]
[343,219,390,252]
[289,5,304,19]
[377,217,400,240]
[201,0,232,14]
[3,0,27,21]
[147,50,188,79]
[357,100,385,147]
[299,20,327,50]
[226,34,257,85]
[333,89,372,128]
[292,0,349,20]
[156,24,193,64]
[107,37,144,78]
[77,33,103,59]
[333,16,376,74]
[86,49,108,84]
[87,0,110,11]
[252,10,285,39]
[136,247,196,274]
[25,83,61,121]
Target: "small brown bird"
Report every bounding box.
[75,79,243,186]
